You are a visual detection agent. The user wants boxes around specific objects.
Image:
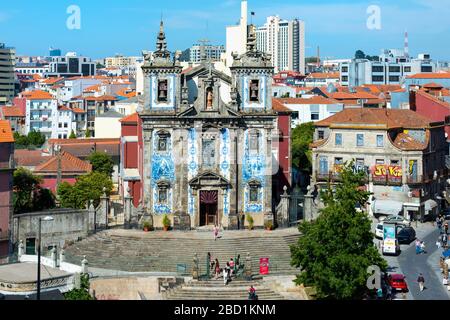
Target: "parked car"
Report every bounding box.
[381,215,411,226]
[397,227,416,244]
[387,274,409,292]
[375,223,384,239]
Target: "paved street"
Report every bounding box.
[373,219,450,300]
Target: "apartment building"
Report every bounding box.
[189,44,225,63]
[340,52,436,86]
[0,43,16,105]
[276,96,344,128]
[311,108,447,221]
[256,16,305,74]
[104,55,143,68]
[46,52,96,78]
[15,63,49,76]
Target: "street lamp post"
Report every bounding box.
[37,216,54,300]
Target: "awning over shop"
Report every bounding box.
[372,200,403,216]
[424,199,438,212]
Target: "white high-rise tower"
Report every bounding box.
[256,16,305,74]
[225,0,248,68]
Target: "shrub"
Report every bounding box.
[162,215,171,228]
[246,214,254,230]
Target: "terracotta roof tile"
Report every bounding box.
[119,113,139,123]
[14,150,49,167]
[34,151,92,174]
[416,90,450,109]
[423,82,444,89]
[71,108,86,114]
[0,106,25,117]
[306,72,340,79]
[0,121,14,143]
[315,108,436,129]
[407,72,450,79]
[272,99,292,113]
[22,90,54,100]
[277,96,340,105]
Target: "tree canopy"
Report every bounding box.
[69,130,77,139]
[13,167,56,214]
[355,50,379,61]
[291,122,315,173]
[291,162,387,299]
[58,171,113,209]
[87,152,114,177]
[13,131,46,149]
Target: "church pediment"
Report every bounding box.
[189,171,231,189]
[185,65,232,84]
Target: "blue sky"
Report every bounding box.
[0,0,449,60]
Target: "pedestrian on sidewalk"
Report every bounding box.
[417,273,425,292]
[420,241,427,254]
[436,239,442,249]
[416,239,422,255]
[442,233,448,249]
[445,222,449,235]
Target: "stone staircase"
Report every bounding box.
[164,279,285,300]
[64,230,300,276]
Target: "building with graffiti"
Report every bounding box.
[310,108,447,221]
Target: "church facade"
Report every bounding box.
[134,23,279,229]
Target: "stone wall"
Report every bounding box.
[12,208,90,253]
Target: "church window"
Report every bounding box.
[249,131,260,154]
[158,188,168,204]
[157,79,168,102]
[248,181,261,202]
[250,186,259,202]
[250,80,260,103]
[157,131,170,152]
[202,138,216,168]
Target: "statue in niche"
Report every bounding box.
[206,87,213,110]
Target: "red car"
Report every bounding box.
[388,274,409,292]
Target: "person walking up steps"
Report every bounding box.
[214,259,220,280]
[417,273,425,292]
[214,225,219,241]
